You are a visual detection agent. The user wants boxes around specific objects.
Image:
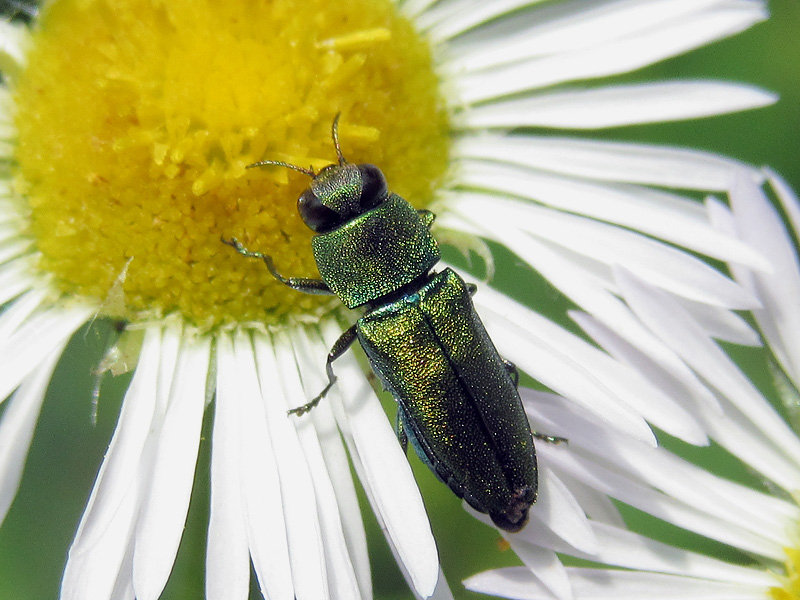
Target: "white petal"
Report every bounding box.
[465,567,767,600]
[294,328,372,600]
[253,336,328,600]
[133,334,211,600]
[274,330,363,600]
[473,285,655,444]
[445,0,765,73]
[727,173,800,387]
[0,343,63,524]
[417,0,543,39]
[581,522,776,587]
[326,325,439,599]
[673,296,760,346]
[616,268,800,483]
[453,134,761,193]
[0,256,37,307]
[0,237,34,264]
[448,4,766,103]
[544,449,784,559]
[207,333,250,600]
[61,329,162,600]
[571,311,723,419]
[0,20,31,73]
[0,302,92,403]
[234,333,293,600]
[525,468,597,556]
[505,542,574,600]
[456,81,777,129]
[446,193,759,308]
[766,168,800,246]
[449,160,767,271]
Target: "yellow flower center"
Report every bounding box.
[13,0,450,330]
[771,548,800,600]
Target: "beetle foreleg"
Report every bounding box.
[395,409,409,454]
[502,358,520,388]
[532,432,568,445]
[417,209,435,229]
[288,324,358,416]
[222,236,333,295]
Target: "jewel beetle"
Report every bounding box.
[224,116,561,532]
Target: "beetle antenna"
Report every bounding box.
[331,113,347,166]
[246,160,316,178]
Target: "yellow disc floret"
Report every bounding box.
[13,0,450,330]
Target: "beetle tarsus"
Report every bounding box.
[533,432,568,445]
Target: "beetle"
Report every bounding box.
[224,115,562,532]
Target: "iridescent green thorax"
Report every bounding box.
[311,194,440,308]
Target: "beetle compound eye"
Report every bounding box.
[357,164,389,211]
[298,189,341,233]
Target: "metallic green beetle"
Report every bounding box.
[225,116,553,532]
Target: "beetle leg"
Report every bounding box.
[395,409,409,454]
[222,236,334,295]
[288,324,358,416]
[532,432,568,445]
[466,283,478,296]
[502,358,520,388]
[417,209,435,229]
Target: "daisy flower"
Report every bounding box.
[0,0,780,599]
[464,171,800,600]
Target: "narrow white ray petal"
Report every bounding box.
[616,269,800,481]
[327,335,439,598]
[553,473,625,529]
[673,296,760,346]
[592,437,796,548]
[453,134,760,193]
[0,286,47,342]
[525,467,597,556]
[583,522,776,586]
[294,328,372,600]
[0,303,92,403]
[133,334,211,600]
[697,396,800,497]
[234,333,293,600]
[0,238,34,264]
[0,343,62,524]
[61,478,141,600]
[570,311,723,420]
[473,286,655,444]
[448,193,759,308]
[504,542,573,600]
[445,0,764,72]
[456,81,777,129]
[726,174,800,387]
[274,331,363,600]
[483,278,704,442]
[253,336,328,600]
[0,257,37,308]
[61,330,162,600]
[417,0,543,38]
[450,160,768,270]
[65,328,160,550]
[398,0,441,20]
[766,168,800,246]
[449,5,766,103]
[544,448,784,559]
[465,567,767,600]
[0,20,31,73]
[207,333,249,600]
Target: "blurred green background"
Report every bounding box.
[1,0,799,599]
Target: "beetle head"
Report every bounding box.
[247,114,389,233]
